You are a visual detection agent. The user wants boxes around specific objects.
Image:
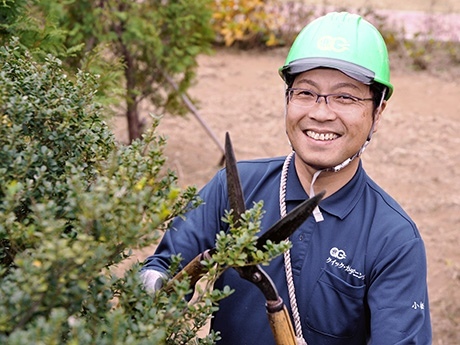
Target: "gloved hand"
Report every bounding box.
[140,269,167,293]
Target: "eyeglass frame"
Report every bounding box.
[285,87,374,112]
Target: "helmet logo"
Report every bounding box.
[317,36,350,53]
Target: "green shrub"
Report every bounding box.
[0,38,290,344]
[0,39,204,344]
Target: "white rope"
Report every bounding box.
[280,152,308,345]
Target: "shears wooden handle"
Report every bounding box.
[267,302,297,345]
[235,264,296,345]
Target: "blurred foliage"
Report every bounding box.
[211,0,284,47]
[0,0,215,142]
[59,0,215,142]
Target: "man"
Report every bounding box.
[142,12,432,344]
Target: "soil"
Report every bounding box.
[112,47,460,345]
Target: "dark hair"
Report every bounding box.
[370,83,387,111]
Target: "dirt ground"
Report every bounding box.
[112,39,460,344]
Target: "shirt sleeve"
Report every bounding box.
[142,169,228,275]
[367,237,432,344]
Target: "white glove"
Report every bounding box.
[140,269,167,293]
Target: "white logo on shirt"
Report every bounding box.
[330,247,347,260]
[326,247,365,280]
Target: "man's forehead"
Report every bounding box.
[293,68,369,90]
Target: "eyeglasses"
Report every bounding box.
[286,88,373,113]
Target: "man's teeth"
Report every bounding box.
[306,130,338,141]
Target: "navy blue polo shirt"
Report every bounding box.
[144,155,431,344]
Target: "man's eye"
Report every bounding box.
[297,90,315,97]
[334,94,357,103]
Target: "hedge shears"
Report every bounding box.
[164,133,324,345]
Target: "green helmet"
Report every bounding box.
[279,12,393,100]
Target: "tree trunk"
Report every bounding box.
[126,96,141,143]
[125,54,141,143]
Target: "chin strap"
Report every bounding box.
[309,170,324,222]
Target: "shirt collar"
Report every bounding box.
[285,156,366,219]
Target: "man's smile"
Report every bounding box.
[305,130,339,141]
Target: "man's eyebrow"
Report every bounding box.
[295,78,318,88]
[333,82,361,91]
[295,79,362,92]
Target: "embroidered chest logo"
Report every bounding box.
[326,247,365,280]
[330,247,347,259]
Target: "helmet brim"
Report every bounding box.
[280,57,375,85]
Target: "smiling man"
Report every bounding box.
[141,12,432,344]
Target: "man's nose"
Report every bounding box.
[309,97,336,120]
